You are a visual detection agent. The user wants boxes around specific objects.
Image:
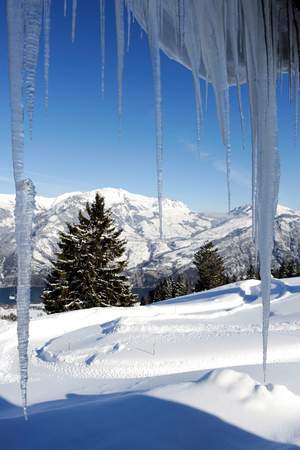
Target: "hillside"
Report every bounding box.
[1,277,300,449]
[0,188,300,290]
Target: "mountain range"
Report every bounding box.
[0,188,300,292]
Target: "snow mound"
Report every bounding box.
[148,368,300,445]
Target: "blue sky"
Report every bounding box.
[0,0,299,213]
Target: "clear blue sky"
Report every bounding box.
[0,0,299,212]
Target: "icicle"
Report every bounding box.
[114,0,125,123]
[242,0,280,383]
[64,0,67,17]
[205,78,209,112]
[24,0,43,136]
[15,178,36,418]
[293,57,299,146]
[127,3,131,52]
[192,74,202,154]
[43,0,51,110]
[72,0,77,43]
[292,3,300,144]
[177,0,185,48]
[225,143,231,214]
[147,0,163,239]
[295,75,299,144]
[195,0,232,213]
[288,0,294,104]
[227,0,245,149]
[183,7,203,154]
[100,0,105,97]
[6,0,36,418]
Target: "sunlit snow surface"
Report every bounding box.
[1,278,300,449]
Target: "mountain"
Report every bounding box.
[0,188,300,291]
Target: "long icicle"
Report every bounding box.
[100,0,105,97]
[114,0,125,123]
[44,0,51,110]
[196,0,232,213]
[147,0,163,240]
[24,0,43,136]
[6,0,36,419]
[227,0,245,149]
[184,2,203,154]
[242,0,279,383]
[64,0,67,17]
[72,0,77,43]
[127,2,132,52]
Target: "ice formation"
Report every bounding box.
[114,0,125,122]
[72,0,77,43]
[6,0,38,417]
[100,0,105,97]
[125,0,297,383]
[43,0,51,110]
[24,0,43,135]
[147,0,164,240]
[4,0,300,414]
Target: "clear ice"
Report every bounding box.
[7,0,37,417]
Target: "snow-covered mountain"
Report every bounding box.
[0,188,300,289]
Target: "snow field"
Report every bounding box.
[1,278,300,448]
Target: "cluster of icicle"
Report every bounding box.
[120,0,298,383]
[5,0,300,417]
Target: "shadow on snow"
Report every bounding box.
[0,392,298,450]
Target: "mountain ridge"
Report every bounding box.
[0,188,300,290]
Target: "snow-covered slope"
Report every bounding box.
[0,188,300,289]
[1,277,300,449]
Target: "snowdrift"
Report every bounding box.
[1,278,300,448]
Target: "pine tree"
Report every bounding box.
[172,275,189,297]
[273,258,298,279]
[149,274,190,304]
[151,277,173,302]
[193,241,227,291]
[42,193,136,313]
[246,263,260,280]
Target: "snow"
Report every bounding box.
[1,278,300,448]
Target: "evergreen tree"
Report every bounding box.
[172,275,189,297]
[148,273,191,304]
[193,241,227,291]
[42,193,136,313]
[152,277,173,302]
[246,263,260,280]
[273,258,299,278]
